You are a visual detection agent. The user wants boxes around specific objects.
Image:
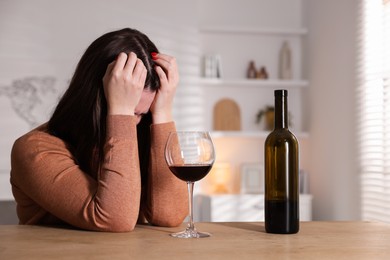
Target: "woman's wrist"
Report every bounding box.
[107,105,135,116]
[152,111,173,124]
[106,115,138,138]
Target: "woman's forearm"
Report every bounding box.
[144,122,188,226]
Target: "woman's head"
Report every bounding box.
[76,28,160,93]
[48,28,159,174]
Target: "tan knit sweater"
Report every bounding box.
[10,115,188,232]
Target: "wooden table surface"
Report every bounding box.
[1,221,390,259]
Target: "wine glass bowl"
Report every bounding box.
[165,131,215,238]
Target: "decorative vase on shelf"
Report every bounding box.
[257,66,269,79]
[279,41,292,80]
[247,60,257,79]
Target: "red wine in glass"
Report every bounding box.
[165,131,215,238]
[168,164,212,182]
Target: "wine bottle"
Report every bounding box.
[264,89,299,234]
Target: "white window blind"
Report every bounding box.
[358,0,390,223]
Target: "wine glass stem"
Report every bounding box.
[187,181,195,231]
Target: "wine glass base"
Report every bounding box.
[170,229,211,238]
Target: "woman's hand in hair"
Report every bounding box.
[103,52,147,115]
[150,53,179,124]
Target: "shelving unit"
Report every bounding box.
[197,16,310,185]
[200,78,309,88]
[199,24,308,133]
[193,0,311,221]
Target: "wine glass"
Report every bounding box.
[165,131,215,238]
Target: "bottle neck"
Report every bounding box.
[274,94,288,129]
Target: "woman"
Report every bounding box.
[10,28,188,232]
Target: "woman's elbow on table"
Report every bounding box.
[110,223,136,233]
[95,217,137,232]
[146,209,187,227]
[84,208,139,232]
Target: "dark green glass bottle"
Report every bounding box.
[264,89,299,234]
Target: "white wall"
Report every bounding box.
[304,0,361,220]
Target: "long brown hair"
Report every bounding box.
[48,28,160,178]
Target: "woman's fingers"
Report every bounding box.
[139,65,147,86]
[103,52,147,115]
[154,65,168,84]
[112,52,128,73]
[108,52,146,84]
[122,52,137,77]
[153,53,179,86]
[153,54,176,73]
[153,53,173,63]
[133,59,147,83]
[103,60,116,82]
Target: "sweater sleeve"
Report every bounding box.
[10,115,141,232]
[143,122,188,226]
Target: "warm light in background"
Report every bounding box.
[203,163,232,194]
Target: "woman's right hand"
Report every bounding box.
[103,52,147,115]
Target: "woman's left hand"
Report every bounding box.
[150,53,179,124]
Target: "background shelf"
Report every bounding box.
[200,78,309,88]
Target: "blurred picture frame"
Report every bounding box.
[240,163,264,194]
[203,54,223,78]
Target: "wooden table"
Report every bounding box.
[1,222,390,259]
